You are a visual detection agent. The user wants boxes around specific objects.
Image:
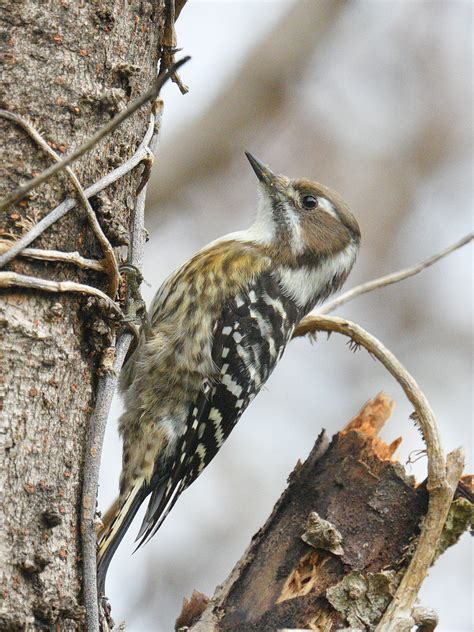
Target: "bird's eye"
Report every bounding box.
[302,194,318,210]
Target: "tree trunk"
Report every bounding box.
[178,394,445,631]
[0,1,166,628]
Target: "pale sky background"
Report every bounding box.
[99,2,473,630]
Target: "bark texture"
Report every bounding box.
[0,1,166,628]
[181,395,431,631]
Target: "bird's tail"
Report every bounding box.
[97,480,149,595]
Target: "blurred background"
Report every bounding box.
[99,1,472,630]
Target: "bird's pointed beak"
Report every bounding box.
[245,151,277,187]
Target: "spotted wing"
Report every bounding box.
[135,272,299,546]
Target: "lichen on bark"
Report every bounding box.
[326,571,397,630]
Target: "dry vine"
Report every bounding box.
[0,242,106,272]
[0,271,122,317]
[0,118,154,269]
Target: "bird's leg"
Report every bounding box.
[119,264,147,333]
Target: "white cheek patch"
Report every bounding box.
[282,201,304,255]
[278,243,358,308]
[317,197,338,219]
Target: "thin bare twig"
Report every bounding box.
[0,241,105,272]
[0,116,155,270]
[0,57,190,212]
[292,315,464,630]
[148,1,345,210]
[81,100,164,632]
[160,1,189,94]
[0,110,120,296]
[0,271,121,317]
[318,233,474,315]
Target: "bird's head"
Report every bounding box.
[245,152,360,266]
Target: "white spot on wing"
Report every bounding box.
[262,293,287,320]
[249,306,277,359]
[221,373,243,398]
[196,443,207,473]
[209,407,225,448]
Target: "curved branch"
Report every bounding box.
[292,315,464,629]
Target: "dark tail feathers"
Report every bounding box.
[97,481,149,595]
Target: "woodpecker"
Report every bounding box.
[97,153,360,592]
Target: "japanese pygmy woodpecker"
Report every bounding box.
[97,152,360,592]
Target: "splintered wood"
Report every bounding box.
[341,392,402,461]
[182,393,431,632]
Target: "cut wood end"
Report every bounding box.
[341,393,401,462]
[175,589,210,631]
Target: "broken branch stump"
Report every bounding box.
[180,394,433,631]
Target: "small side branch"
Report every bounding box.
[160,0,189,94]
[0,241,105,272]
[292,315,464,629]
[318,232,473,315]
[0,271,121,318]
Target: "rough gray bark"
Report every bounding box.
[0,1,167,629]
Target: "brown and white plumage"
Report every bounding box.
[97,153,360,592]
